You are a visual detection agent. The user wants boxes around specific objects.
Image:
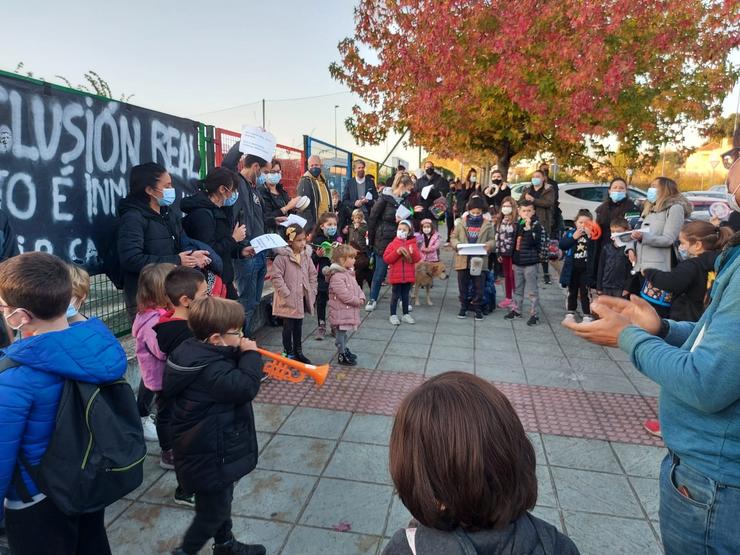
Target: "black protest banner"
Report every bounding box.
[0,71,202,273]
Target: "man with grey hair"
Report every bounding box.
[297,155,333,232]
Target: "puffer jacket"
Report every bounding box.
[260,183,292,234]
[597,241,631,292]
[117,195,182,314]
[643,250,719,322]
[271,246,318,319]
[311,230,341,293]
[132,308,168,391]
[384,236,422,284]
[416,231,441,263]
[512,220,545,267]
[383,512,580,555]
[634,195,692,272]
[164,339,263,493]
[368,191,413,258]
[0,319,127,516]
[181,192,238,291]
[521,184,555,233]
[325,263,365,328]
[450,217,495,271]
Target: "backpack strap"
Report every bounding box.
[453,529,478,555]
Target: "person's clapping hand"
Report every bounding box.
[561,295,661,347]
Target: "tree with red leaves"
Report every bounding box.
[330,0,739,177]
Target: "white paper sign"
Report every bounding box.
[421,184,434,200]
[456,243,488,256]
[250,233,288,254]
[239,126,277,162]
[279,213,308,228]
[364,191,374,201]
[395,204,412,221]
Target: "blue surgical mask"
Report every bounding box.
[66,302,78,319]
[467,214,484,226]
[677,247,690,261]
[310,167,322,178]
[157,187,176,207]
[256,173,267,186]
[531,177,543,187]
[266,172,281,185]
[224,191,239,207]
[325,226,337,236]
[609,191,626,203]
[646,187,658,203]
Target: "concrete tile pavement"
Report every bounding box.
[107,245,666,554]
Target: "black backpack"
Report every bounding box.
[0,358,146,515]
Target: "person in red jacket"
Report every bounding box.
[383,220,422,325]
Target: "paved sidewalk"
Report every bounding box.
[107,246,666,554]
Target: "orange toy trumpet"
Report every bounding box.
[256,348,328,387]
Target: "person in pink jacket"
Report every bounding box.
[271,224,318,364]
[131,263,176,459]
[416,217,441,263]
[324,244,366,366]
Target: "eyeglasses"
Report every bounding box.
[223,330,244,338]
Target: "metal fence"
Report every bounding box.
[87,274,130,337]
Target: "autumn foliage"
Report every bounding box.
[330,0,740,175]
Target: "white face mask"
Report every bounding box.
[422,227,432,234]
[397,230,408,240]
[501,206,513,215]
[5,307,29,331]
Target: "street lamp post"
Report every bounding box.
[334,105,339,156]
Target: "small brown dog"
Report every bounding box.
[412,262,448,306]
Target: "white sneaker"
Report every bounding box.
[141,415,158,442]
[407,305,413,313]
[582,315,594,323]
[389,315,401,326]
[365,300,377,312]
[562,312,576,324]
[402,314,415,324]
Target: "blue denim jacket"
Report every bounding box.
[619,245,740,485]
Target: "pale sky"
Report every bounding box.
[1,0,738,174]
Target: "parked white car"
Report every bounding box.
[557,183,647,224]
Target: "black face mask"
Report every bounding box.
[425,168,435,176]
[492,178,503,185]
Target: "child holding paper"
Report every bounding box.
[383,220,422,325]
[450,196,495,320]
[271,224,318,363]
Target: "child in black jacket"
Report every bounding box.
[641,221,733,322]
[166,296,265,555]
[596,218,632,298]
[559,209,597,322]
[505,201,546,326]
[312,212,341,339]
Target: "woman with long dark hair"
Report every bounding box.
[181,167,246,299]
[260,159,300,234]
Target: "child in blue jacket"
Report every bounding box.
[0,252,127,555]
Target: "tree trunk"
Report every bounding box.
[495,140,514,181]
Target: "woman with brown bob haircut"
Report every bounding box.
[384,372,580,555]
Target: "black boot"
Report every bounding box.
[338,352,357,366]
[212,537,266,555]
[293,350,312,365]
[344,348,358,361]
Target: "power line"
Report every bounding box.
[190,90,353,118]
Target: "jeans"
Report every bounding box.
[335,330,348,354]
[513,264,539,316]
[182,483,234,554]
[390,283,412,316]
[235,251,267,337]
[369,251,389,303]
[282,317,303,355]
[5,498,110,555]
[660,453,740,555]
